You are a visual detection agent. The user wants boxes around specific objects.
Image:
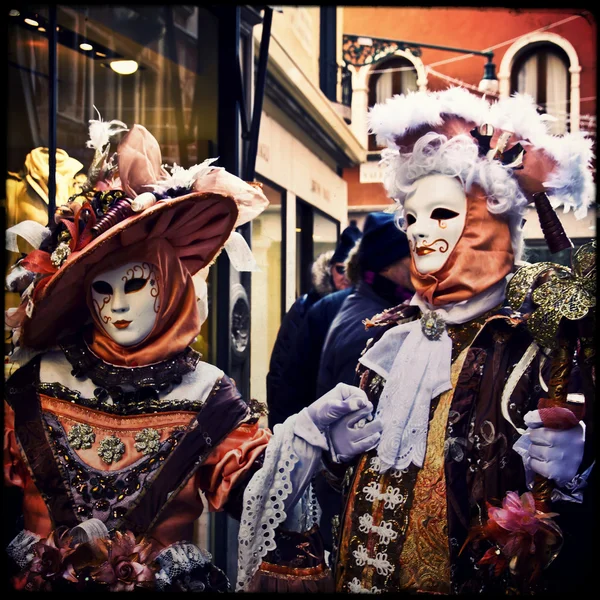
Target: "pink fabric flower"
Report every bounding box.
[91,531,156,591]
[464,491,563,583]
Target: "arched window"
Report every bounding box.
[368,56,418,150]
[511,43,570,134]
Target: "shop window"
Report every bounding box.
[368,56,418,150]
[250,179,284,407]
[6,3,221,559]
[511,44,570,135]
[295,199,339,297]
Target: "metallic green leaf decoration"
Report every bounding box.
[506,240,596,349]
[134,428,161,456]
[98,435,126,465]
[67,423,96,450]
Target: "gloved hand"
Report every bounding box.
[306,382,370,430]
[523,409,585,487]
[328,403,382,463]
[294,383,371,451]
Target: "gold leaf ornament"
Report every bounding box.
[506,241,596,349]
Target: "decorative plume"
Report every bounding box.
[86,106,129,152]
[150,158,223,195]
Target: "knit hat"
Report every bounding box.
[330,220,362,264]
[358,211,410,273]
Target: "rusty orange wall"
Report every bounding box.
[344,164,394,206]
[343,8,596,207]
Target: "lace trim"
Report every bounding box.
[6,530,40,569]
[154,542,212,591]
[236,416,299,591]
[362,481,405,509]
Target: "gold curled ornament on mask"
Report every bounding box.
[506,240,596,349]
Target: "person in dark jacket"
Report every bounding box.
[316,212,414,398]
[266,222,362,427]
[313,212,414,552]
[269,248,363,428]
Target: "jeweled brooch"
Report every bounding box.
[98,435,126,464]
[67,423,96,450]
[134,428,161,455]
[420,310,446,340]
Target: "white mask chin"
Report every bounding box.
[91,261,160,346]
[403,174,467,275]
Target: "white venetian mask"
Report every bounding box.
[403,174,467,275]
[91,261,160,346]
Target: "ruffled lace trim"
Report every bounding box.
[6,530,40,569]
[154,541,213,590]
[236,416,299,591]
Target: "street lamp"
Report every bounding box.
[342,34,498,94]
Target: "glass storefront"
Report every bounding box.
[295,198,339,296]
[6,1,223,565]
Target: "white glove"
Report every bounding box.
[328,404,382,463]
[516,409,585,487]
[294,383,371,450]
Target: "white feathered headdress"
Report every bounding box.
[369,87,595,220]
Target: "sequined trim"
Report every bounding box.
[43,411,184,527]
[60,334,201,391]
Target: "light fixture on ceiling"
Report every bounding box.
[80,42,93,51]
[9,9,20,17]
[109,59,139,75]
[96,51,106,57]
[38,26,46,32]
[24,17,38,26]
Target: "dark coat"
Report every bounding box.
[316,281,395,398]
[267,288,352,428]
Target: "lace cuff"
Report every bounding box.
[236,415,322,591]
[154,542,213,591]
[6,530,40,569]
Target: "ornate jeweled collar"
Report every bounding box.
[59,333,201,392]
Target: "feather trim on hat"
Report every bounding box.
[150,158,223,195]
[368,86,488,149]
[541,132,595,219]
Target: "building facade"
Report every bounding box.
[341,7,596,262]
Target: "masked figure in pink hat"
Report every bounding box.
[4,118,381,592]
[318,88,595,594]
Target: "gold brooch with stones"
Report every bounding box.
[67,423,96,450]
[98,435,126,464]
[420,310,446,340]
[134,428,161,455]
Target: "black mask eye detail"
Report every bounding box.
[431,208,459,220]
[92,281,113,295]
[406,214,416,226]
[124,277,149,294]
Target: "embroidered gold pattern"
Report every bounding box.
[397,347,470,593]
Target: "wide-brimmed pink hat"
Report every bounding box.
[8,120,268,350]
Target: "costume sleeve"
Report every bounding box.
[4,400,26,488]
[196,420,271,513]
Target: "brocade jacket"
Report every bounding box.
[330,303,594,595]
